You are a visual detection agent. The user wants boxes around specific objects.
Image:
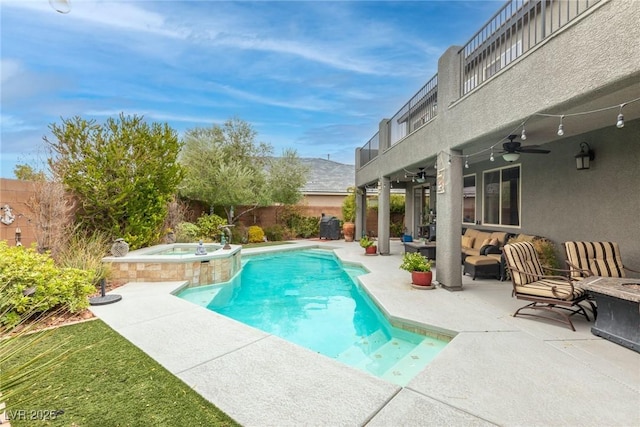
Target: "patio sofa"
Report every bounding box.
[461,229,510,260]
[461,229,518,280]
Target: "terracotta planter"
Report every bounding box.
[343,222,355,242]
[411,271,433,287]
[365,245,377,255]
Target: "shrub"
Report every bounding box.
[175,222,200,242]
[231,224,248,244]
[45,114,183,250]
[55,229,112,285]
[341,187,356,222]
[507,234,560,271]
[196,214,227,240]
[390,221,405,237]
[281,212,319,238]
[247,226,266,243]
[264,225,285,241]
[389,194,406,214]
[281,227,298,241]
[0,242,94,327]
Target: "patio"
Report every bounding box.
[89,239,640,426]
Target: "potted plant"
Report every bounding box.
[341,186,356,242]
[399,252,434,289]
[359,236,377,255]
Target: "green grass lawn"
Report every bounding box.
[4,320,238,427]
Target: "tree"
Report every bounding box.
[44,114,183,249]
[13,164,46,181]
[267,148,309,222]
[179,118,308,224]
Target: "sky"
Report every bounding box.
[0,0,502,178]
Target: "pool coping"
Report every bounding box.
[89,239,640,426]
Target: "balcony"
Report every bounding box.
[461,0,601,96]
[358,0,603,167]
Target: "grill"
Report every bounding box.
[319,215,341,240]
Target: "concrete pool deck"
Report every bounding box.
[90,239,640,426]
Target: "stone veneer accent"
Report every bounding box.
[106,251,241,287]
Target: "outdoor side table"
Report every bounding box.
[578,276,640,353]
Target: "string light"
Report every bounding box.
[616,103,625,128]
[431,96,639,168]
[557,115,565,136]
[464,157,469,168]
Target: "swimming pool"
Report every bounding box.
[178,249,447,386]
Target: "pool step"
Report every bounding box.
[335,329,388,365]
[380,338,447,384]
[357,337,417,377]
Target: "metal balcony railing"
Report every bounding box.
[460,0,601,96]
[359,132,379,167]
[389,74,438,146]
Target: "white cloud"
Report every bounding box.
[1,0,187,38]
[0,59,22,83]
[0,114,39,132]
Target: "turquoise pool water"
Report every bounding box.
[178,249,447,386]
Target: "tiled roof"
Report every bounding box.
[300,158,354,194]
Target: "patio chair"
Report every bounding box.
[503,242,596,331]
[563,241,640,279]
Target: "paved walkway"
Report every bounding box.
[90,240,640,426]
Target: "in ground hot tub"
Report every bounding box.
[103,243,241,287]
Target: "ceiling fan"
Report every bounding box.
[500,134,550,162]
[405,167,435,183]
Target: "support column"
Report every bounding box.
[404,186,415,238]
[355,187,366,240]
[436,150,463,291]
[378,177,391,255]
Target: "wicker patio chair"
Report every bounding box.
[563,241,640,279]
[503,242,596,331]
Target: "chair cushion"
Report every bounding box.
[515,279,585,300]
[463,248,481,257]
[462,236,475,249]
[590,257,625,278]
[564,241,626,278]
[503,242,545,286]
[489,232,507,247]
[465,255,499,266]
[464,229,480,239]
[472,232,492,250]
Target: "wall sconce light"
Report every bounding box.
[575,142,595,170]
[15,227,22,246]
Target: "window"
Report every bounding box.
[463,174,476,224]
[483,165,520,226]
